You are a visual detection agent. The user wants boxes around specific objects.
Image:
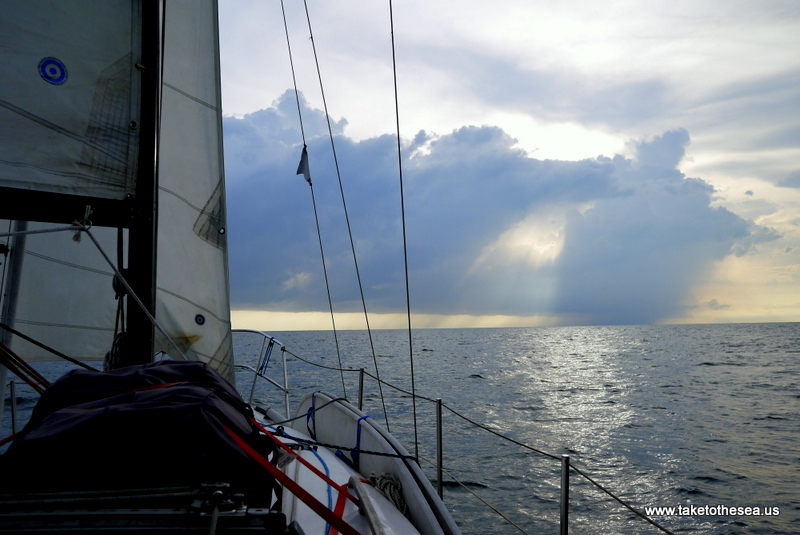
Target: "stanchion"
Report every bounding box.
[436,398,443,499]
[561,454,570,535]
[358,368,365,411]
[10,380,17,434]
[281,346,290,419]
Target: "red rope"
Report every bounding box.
[0,341,49,394]
[223,424,362,535]
[250,417,359,504]
[0,430,21,447]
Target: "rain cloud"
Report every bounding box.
[224,91,776,325]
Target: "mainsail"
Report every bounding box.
[0,0,233,382]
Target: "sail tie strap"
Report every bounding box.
[306,392,317,440]
[222,424,362,535]
[352,416,368,471]
[130,381,186,392]
[327,482,352,535]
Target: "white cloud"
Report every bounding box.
[282,272,312,291]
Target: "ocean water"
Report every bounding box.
[3,323,798,534]
[233,323,800,535]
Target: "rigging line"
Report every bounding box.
[0,220,11,313]
[80,227,189,362]
[280,0,306,145]
[301,0,390,431]
[387,0,418,460]
[441,400,562,461]
[309,183,347,398]
[0,323,97,371]
[280,0,346,398]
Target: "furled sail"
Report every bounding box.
[0,0,233,383]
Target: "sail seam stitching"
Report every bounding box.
[25,250,114,277]
[0,98,127,164]
[15,319,114,332]
[162,83,219,111]
[160,186,213,216]
[156,286,231,326]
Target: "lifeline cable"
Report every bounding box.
[569,464,676,535]
[300,0,391,431]
[417,454,530,535]
[280,0,347,399]
[269,349,675,534]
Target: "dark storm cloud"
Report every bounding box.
[552,131,778,324]
[224,93,775,324]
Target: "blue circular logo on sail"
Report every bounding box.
[195,314,206,326]
[39,57,67,85]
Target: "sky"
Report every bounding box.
[218,0,800,330]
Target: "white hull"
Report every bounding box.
[264,392,460,535]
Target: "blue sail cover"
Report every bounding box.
[0,361,275,498]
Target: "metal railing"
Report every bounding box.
[231,329,676,535]
[0,328,676,535]
[232,329,290,419]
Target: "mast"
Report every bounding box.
[117,0,163,367]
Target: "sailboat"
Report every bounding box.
[0,1,461,534]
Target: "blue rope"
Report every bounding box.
[257,337,275,375]
[269,425,333,535]
[309,447,333,535]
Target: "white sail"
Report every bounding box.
[0,222,119,363]
[154,0,234,381]
[0,0,140,199]
[0,0,137,362]
[0,0,233,382]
